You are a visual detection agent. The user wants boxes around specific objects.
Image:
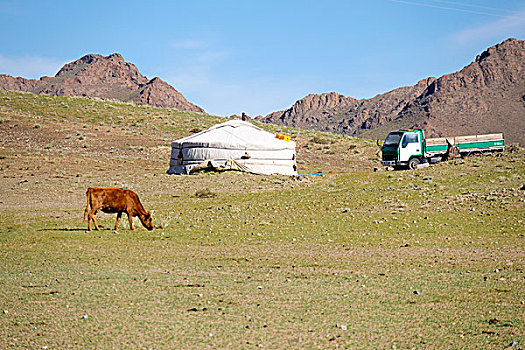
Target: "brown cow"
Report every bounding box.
[84,187,154,231]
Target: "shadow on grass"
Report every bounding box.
[38,227,140,233]
[38,227,97,232]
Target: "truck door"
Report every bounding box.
[399,132,421,162]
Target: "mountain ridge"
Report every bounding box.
[0,53,204,113]
[1,39,523,144]
[258,38,524,145]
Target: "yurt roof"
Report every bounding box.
[171,120,295,150]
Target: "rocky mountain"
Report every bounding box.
[258,38,525,145]
[0,53,204,113]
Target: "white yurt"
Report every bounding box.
[168,120,297,175]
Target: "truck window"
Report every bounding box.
[401,133,419,148]
[384,132,402,147]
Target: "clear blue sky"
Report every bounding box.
[1,0,524,117]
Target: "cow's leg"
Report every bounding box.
[87,212,92,231]
[90,209,101,231]
[115,212,122,231]
[128,212,135,230]
[87,209,96,231]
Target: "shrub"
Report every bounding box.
[195,188,216,198]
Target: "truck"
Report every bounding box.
[380,129,505,169]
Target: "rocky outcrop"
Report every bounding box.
[262,92,358,132]
[0,53,204,113]
[259,79,436,134]
[396,38,525,144]
[0,75,41,91]
[259,38,525,145]
[133,77,202,110]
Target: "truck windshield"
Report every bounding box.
[383,132,403,147]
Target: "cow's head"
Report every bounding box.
[141,212,154,231]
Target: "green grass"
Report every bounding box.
[0,91,523,348]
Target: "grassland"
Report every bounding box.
[0,91,523,349]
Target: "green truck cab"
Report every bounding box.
[381,129,504,170]
[381,129,426,169]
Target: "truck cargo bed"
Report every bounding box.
[426,133,504,156]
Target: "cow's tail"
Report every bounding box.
[84,188,91,221]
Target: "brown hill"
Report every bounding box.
[0,53,204,113]
[258,38,525,145]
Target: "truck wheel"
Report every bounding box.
[408,158,420,170]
